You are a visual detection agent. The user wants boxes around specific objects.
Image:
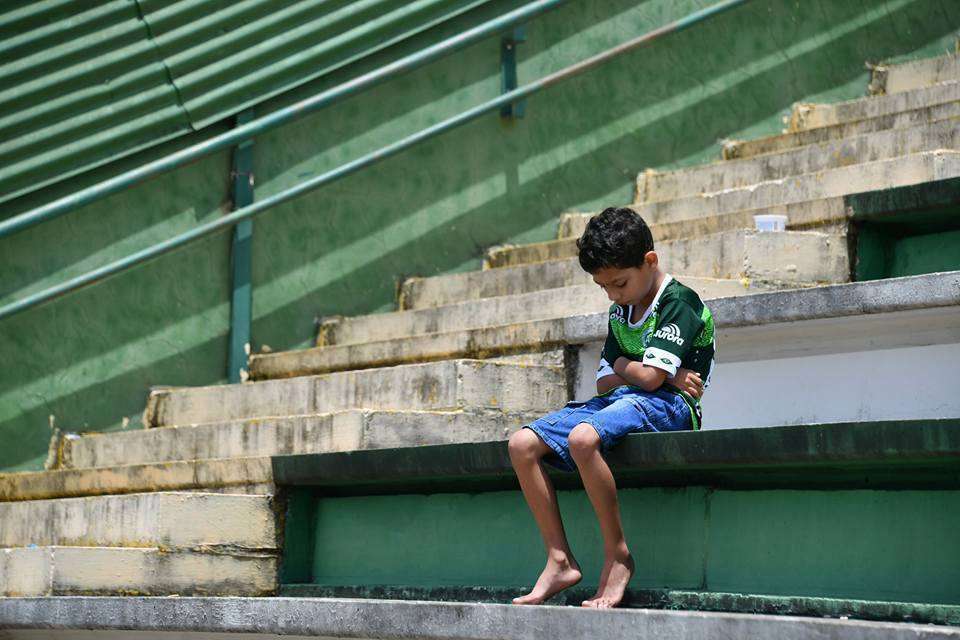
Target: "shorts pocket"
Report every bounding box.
[543,400,587,426]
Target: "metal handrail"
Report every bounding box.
[0,0,748,321]
[0,0,568,239]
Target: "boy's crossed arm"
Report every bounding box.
[597,360,702,397]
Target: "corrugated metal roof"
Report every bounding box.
[0,0,495,208]
[0,0,191,206]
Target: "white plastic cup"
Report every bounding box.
[753,214,788,232]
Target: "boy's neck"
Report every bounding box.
[635,268,666,312]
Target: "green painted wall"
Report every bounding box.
[2,0,959,471]
[299,487,960,605]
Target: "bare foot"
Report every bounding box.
[513,555,582,605]
[581,552,634,609]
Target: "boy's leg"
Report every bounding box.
[568,423,634,609]
[508,428,582,605]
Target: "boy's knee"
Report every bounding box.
[568,423,601,460]
[508,428,543,461]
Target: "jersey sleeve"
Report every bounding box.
[596,320,623,380]
[642,298,703,377]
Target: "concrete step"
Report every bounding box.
[871,53,960,95]
[60,409,539,469]
[789,80,960,131]
[636,117,960,203]
[631,151,960,227]
[144,359,567,428]
[250,277,760,380]
[1,457,277,502]
[724,97,960,160]
[558,196,849,242]
[318,285,610,349]
[3,596,957,639]
[0,546,276,597]
[399,256,754,310]
[0,491,275,550]
[486,230,849,285]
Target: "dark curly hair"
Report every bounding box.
[577,207,654,273]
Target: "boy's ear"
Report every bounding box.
[644,250,659,267]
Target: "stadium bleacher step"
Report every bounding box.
[636,117,960,203]
[0,457,277,502]
[486,230,849,285]
[2,596,956,638]
[723,95,960,159]
[59,408,540,470]
[870,52,960,95]
[0,492,276,596]
[0,546,277,597]
[789,80,960,131]
[316,281,754,350]
[144,359,567,428]
[399,258,750,310]
[557,196,849,242]
[631,150,960,226]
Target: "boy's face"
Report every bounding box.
[591,252,658,307]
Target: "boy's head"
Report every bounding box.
[577,206,659,307]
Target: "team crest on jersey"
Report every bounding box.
[653,323,684,346]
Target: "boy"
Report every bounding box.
[507,206,715,609]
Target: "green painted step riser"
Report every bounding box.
[289,487,960,606]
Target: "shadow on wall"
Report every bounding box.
[1,0,958,470]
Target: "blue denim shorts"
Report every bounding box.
[523,385,693,472]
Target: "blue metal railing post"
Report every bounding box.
[228,110,255,384]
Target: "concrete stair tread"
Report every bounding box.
[0,491,275,550]
[871,52,960,95]
[0,546,276,597]
[724,95,960,160]
[314,280,754,351]
[486,230,849,286]
[790,79,960,131]
[56,408,540,471]
[3,596,957,638]
[631,150,960,226]
[636,117,960,203]
[145,359,567,428]
[249,271,960,382]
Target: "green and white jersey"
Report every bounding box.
[597,274,716,427]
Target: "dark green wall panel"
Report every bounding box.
[300,487,960,604]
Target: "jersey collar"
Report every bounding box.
[627,273,672,328]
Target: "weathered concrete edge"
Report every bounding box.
[0,597,957,639]
[250,271,960,378]
[279,584,960,626]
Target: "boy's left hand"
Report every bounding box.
[669,368,703,399]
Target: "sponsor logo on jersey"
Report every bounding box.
[610,306,627,324]
[653,323,684,346]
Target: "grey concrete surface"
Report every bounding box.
[724,98,960,159]
[0,597,957,639]
[791,80,960,130]
[144,360,566,427]
[0,548,276,597]
[239,272,957,380]
[632,151,960,225]
[486,230,849,286]
[0,492,275,550]
[61,409,540,470]
[639,117,960,202]
[872,53,960,95]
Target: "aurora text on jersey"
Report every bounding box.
[596,274,715,429]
